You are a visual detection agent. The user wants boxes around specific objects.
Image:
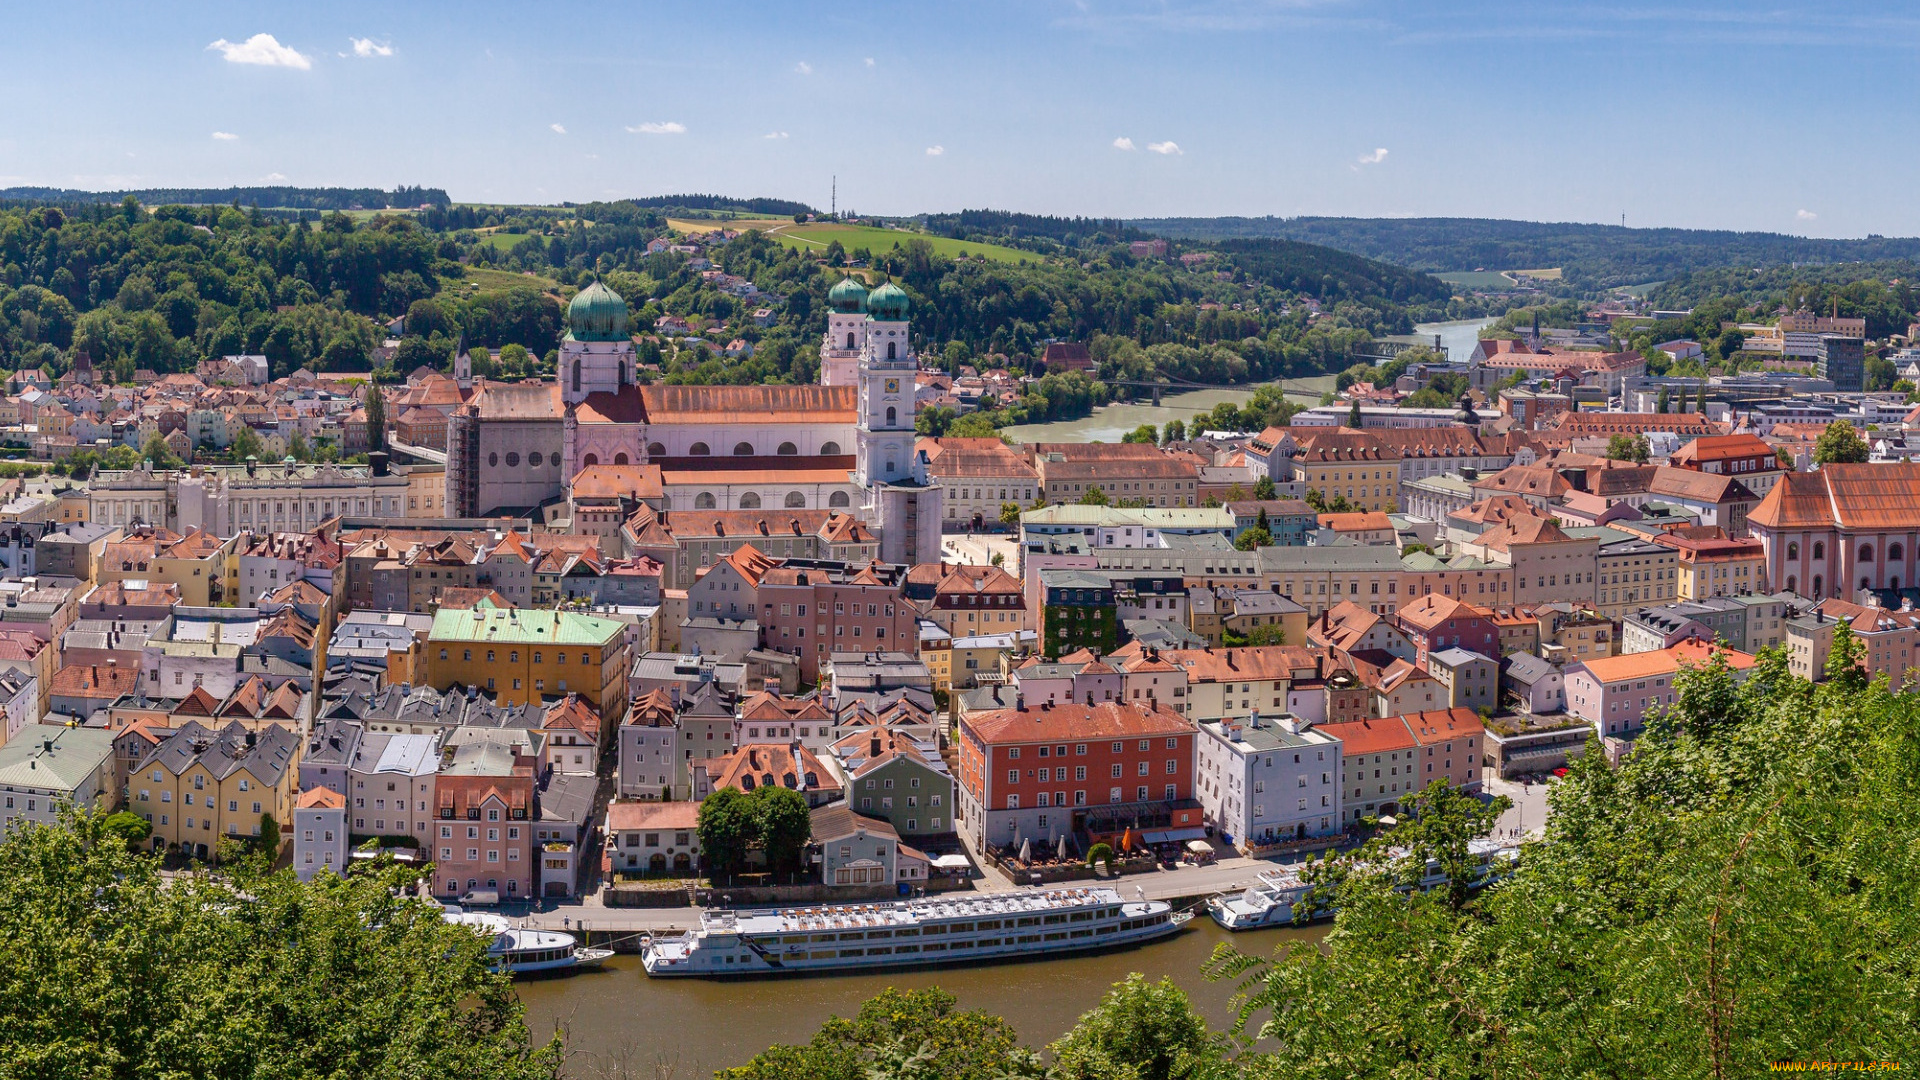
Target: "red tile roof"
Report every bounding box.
[965,701,1191,745]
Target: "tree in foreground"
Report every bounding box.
[0,810,559,1079]
[718,988,1040,1080]
[1050,974,1227,1080]
[1206,636,1920,1077]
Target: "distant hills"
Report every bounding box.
[0,185,450,211]
[1125,216,1920,290]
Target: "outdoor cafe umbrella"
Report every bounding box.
[1018,837,1032,864]
[1057,835,1069,861]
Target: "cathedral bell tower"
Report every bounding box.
[560,280,635,406]
[854,281,916,488]
[854,281,941,565]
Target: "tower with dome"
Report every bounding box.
[820,275,869,387]
[851,279,942,565]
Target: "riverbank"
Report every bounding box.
[999,317,1493,445]
[1001,374,1338,444]
[518,916,1326,1077]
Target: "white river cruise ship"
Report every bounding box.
[642,886,1190,977]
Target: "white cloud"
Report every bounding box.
[864,57,876,67]
[926,145,945,156]
[211,131,240,141]
[550,123,567,135]
[1113,137,1136,151]
[349,37,393,58]
[764,131,789,140]
[1797,208,1818,221]
[627,121,686,135]
[207,33,311,69]
[795,61,813,75]
[1356,147,1389,165]
[1147,140,1182,155]
[263,172,287,182]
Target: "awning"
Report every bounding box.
[931,854,972,870]
[1140,827,1208,844]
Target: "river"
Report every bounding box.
[518,919,1327,1077]
[999,318,1493,445]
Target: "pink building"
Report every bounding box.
[1750,463,1920,601]
[1564,640,1756,740]
[432,729,538,902]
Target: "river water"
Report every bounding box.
[999,319,1493,445]
[518,919,1327,1077]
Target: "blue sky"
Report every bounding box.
[4,1,1918,235]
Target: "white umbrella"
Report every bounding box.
[1018,838,1032,864]
[1057,835,1069,862]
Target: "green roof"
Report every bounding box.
[566,280,630,343]
[428,604,625,646]
[827,276,868,314]
[866,281,909,321]
[0,725,113,793]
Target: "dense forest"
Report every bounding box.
[1132,214,1920,291]
[0,189,1475,434]
[0,185,448,211]
[722,634,1920,1078]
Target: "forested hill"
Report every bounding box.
[1130,215,1920,289]
[0,186,449,211]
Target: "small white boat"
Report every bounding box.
[642,886,1187,978]
[1208,839,1520,930]
[443,908,614,976]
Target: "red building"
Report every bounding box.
[1394,594,1501,668]
[433,729,538,902]
[954,700,1195,851]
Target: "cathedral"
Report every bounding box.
[445,277,939,563]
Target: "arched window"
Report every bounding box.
[885,406,897,427]
[571,359,582,394]
[1863,577,1872,591]
[1813,542,1825,560]
[739,492,761,509]
[1787,542,1800,560]
[690,442,711,456]
[1894,576,1903,591]
[820,441,841,456]
[785,491,807,508]
[777,442,798,456]
[733,442,754,456]
[1814,575,1824,598]
[613,452,629,466]
[1893,544,1905,562]
[1861,544,1876,562]
[845,332,855,350]
[694,492,716,510]
[647,442,667,457]
[829,491,851,508]
[582,453,598,467]
[886,341,897,360]
[1787,575,1797,593]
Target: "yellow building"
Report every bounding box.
[98,527,239,605]
[1290,437,1401,513]
[129,720,300,860]
[426,602,631,726]
[1672,536,1767,600]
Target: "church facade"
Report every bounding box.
[446,278,938,561]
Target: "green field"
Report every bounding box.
[1435,270,1518,291]
[761,222,1039,264]
[438,267,562,296]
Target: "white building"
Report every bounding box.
[294,786,349,882]
[0,725,112,831]
[347,732,439,851]
[1194,715,1342,848]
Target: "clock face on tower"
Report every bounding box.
[885,378,900,394]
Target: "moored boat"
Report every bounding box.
[1208,838,1520,930]
[642,886,1188,977]
[444,909,614,976]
